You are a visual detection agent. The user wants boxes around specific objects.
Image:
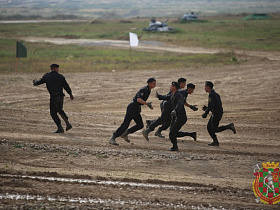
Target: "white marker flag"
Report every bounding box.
[129,32,139,47]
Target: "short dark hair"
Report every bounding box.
[50,63,59,68]
[205,81,214,89]
[187,83,195,89]
[171,81,180,90]
[178,78,186,84]
[147,77,156,83]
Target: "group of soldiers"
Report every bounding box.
[34,64,236,151]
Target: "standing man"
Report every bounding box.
[109,77,156,146]
[144,78,187,139]
[33,64,74,133]
[202,81,236,146]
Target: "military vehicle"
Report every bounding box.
[143,18,173,32]
[181,12,198,21]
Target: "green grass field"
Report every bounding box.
[0,16,279,73]
[1,17,279,50]
[0,39,238,73]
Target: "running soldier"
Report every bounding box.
[144,78,187,139]
[33,64,74,133]
[142,81,198,141]
[109,77,156,146]
[152,81,186,151]
[176,83,198,141]
[202,81,236,146]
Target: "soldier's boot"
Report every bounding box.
[61,115,72,131]
[190,132,197,141]
[54,126,64,133]
[121,130,131,143]
[155,128,165,138]
[228,123,236,134]
[146,120,152,129]
[109,134,119,146]
[168,146,178,151]
[208,142,219,146]
[142,128,152,141]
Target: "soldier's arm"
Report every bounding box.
[33,74,46,86]
[137,98,148,105]
[205,93,215,115]
[62,77,73,98]
[157,93,171,101]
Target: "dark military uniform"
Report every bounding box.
[34,71,72,130]
[148,91,172,132]
[114,85,151,137]
[176,89,196,139]
[204,89,228,144]
[159,91,186,150]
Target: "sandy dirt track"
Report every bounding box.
[0,53,280,208]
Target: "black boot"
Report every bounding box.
[155,128,165,138]
[54,127,64,133]
[208,142,219,146]
[228,123,236,134]
[109,134,119,145]
[61,115,72,131]
[142,128,152,141]
[190,132,197,141]
[168,147,178,151]
[121,130,131,143]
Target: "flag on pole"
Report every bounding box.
[129,32,139,47]
[16,41,27,58]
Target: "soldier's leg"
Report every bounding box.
[50,96,64,133]
[216,123,236,134]
[142,116,164,141]
[177,131,197,141]
[149,117,164,131]
[128,112,144,133]
[169,117,186,151]
[113,104,134,138]
[207,115,220,145]
[57,97,72,131]
[146,101,165,128]
[155,101,172,134]
[177,117,196,141]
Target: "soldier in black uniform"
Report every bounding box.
[143,78,187,140]
[155,81,186,151]
[109,77,156,146]
[176,83,198,140]
[202,81,236,146]
[33,64,74,133]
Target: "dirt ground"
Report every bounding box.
[0,51,280,209]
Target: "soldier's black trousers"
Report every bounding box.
[114,102,144,137]
[207,113,229,143]
[50,96,68,129]
[169,114,187,149]
[149,101,172,131]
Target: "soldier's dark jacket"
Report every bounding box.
[179,89,188,104]
[205,89,223,115]
[133,85,151,106]
[34,71,72,97]
[158,91,185,116]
